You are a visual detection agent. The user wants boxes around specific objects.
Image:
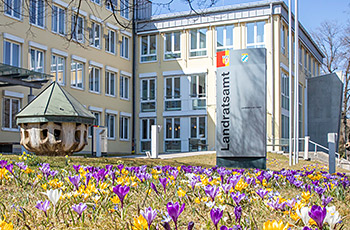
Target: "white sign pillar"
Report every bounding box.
[151,125,162,159]
[304,136,309,160]
[328,133,337,174]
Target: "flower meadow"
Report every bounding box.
[0,154,349,230]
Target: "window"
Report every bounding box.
[106,113,115,139]
[190,75,206,110]
[120,0,129,19]
[190,28,207,57]
[120,35,129,59]
[105,29,116,54]
[140,118,155,152]
[281,25,285,55]
[141,34,157,62]
[119,116,129,140]
[3,40,20,67]
[165,118,181,152]
[308,55,311,74]
[51,55,65,85]
[304,50,307,72]
[190,117,207,151]
[216,25,234,51]
[299,46,302,65]
[281,114,289,151]
[72,14,84,42]
[52,5,65,35]
[120,75,129,99]
[164,31,180,59]
[89,111,100,137]
[312,60,315,76]
[4,0,21,19]
[299,84,303,137]
[71,60,84,89]
[165,77,181,111]
[105,71,116,96]
[2,97,20,130]
[89,22,101,48]
[91,0,100,4]
[316,63,319,76]
[30,0,44,27]
[106,0,117,10]
[141,78,156,112]
[281,72,289,111]
[29,48,44,72]
[89,66,100,93]
[246,21,265,48]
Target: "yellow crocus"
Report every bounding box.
[0,219,13,230]
[111,195,120,204]
[41,183,47,191]
[194,197,200,204]
[263,220,288,230]
[132,215,148,230]
[0,168,9,180]
[177,187,186,198]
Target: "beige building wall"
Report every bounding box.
[0,0,133,154]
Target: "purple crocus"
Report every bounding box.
[210,207,223,230]
[15,162,27,171]
[159,177,168,194]
[221,183,233,194]
[113,184,130,209]
[35,200,50,215]
[314,186,326,198]
[204,185,220,201]
[321,195,333,207]
[151,182,159,196]
[141,207,157,229]
[0,160,7,168]
[256,188,268,199]
[167,201,185,230]
[234,205,242,223]
[188,221,194,230]
[5,164,13,174]
[303,227,312,230]
[72,165,81,173]
[72,203,87,216]
[69,175,81,190]
[231,191,245,205]
[308,205,327,229]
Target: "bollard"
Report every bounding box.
[151,125,162,159]
[328,133,336,174]
[304,136,310,160]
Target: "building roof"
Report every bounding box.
[16,82,95,125]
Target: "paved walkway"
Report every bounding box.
[116,151,215,159]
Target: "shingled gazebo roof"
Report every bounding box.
[16,82,95,125]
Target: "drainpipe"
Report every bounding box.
[270,3,275,151]
[131,0,137,154]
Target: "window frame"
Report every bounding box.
[29,47,44,72]
[88,111,101,137]
[281,25,285,55]
[246,21,265,48]
[164,31,181,60]
[164,117,181,152]
[190,74,206,110]
[120,0,129,19]
[4,0,21,20]
[281,72,289,112]
[105,29,116,54]
[216,25,234,52]
[29,0,45,28]
[140,117,156,152]
[120,75,130,100]
[2,97,20,131]
[189,28,207,57]
[140,78,156,112]
[70,59,84,90]
[105,70,116,97]
[51,5,66,36]
[3,40,21,67]
[140,34,157,63]
[106,0,117,11]
[119,115,130,141]
[120,35,129,59]
[89,65,101,93]
[106,113,116,139]
[51,54,65,85]
[164,77,181,111]
[91,0,101,5]
[89,21,101,49]
[71,14,84,43]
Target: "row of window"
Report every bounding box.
[5,0,130,58]
[140,74,206,113]
[3,39,130,98]
[140,116,207,152]
[140,21,265,62]
[280,25,320,77]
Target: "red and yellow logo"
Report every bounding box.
[217,50,230,67]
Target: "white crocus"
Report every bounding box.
[41,189,62,206]
[325,206,341,230]
[296,206,310,226]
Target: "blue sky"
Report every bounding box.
[153,0,350,33]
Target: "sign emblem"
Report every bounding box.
[217,50,230,67]
[241,53,249,63]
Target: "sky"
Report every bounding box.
[152,0,350,33]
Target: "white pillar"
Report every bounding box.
[304,136,309,160]
[328,133,336,174]
[151,125,161,158]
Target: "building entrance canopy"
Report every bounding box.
[0,63,52,89]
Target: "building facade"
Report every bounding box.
[0,0,324,154]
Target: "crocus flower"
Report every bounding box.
[72,165,81,173]
[308,205,327,229]
[151,182,159,196]
[234,205,242,223]
[231,191,245,205]
[256,188,268,199]
[113,184,130,209]
[35,200,50,214]
[204,185,220,201]
[41,189,62,206]
[69,175,81,190]
[210,207,223,229]
[159,177,168,194]
[161,222,171,230]
[72,203,87,216]
[188,221,194,230]
[0,160,7,168]
[262,220,288,230]
[302,227,312,230]
[321,195,333,207]
[296,207,310,226]
[5,164,13,174]
[324,206,341,230]
[141,207,157,229]
[221,183,232,194]
[167,201,185,230]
